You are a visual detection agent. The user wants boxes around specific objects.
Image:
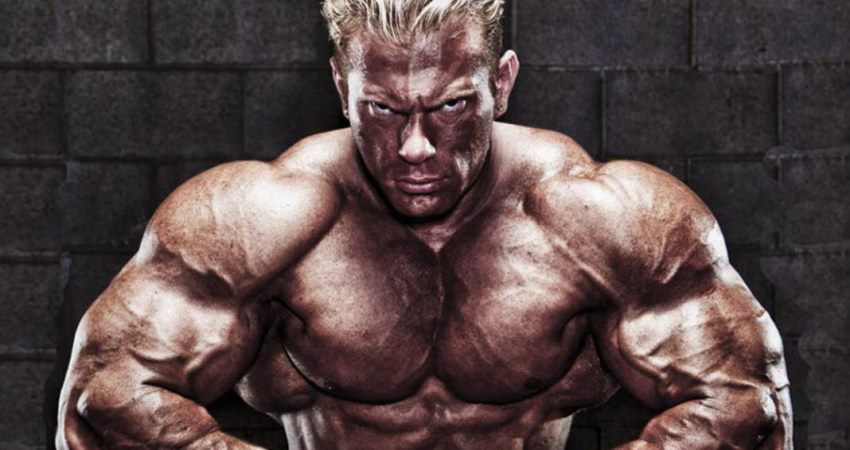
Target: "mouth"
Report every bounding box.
[395,177,446,195]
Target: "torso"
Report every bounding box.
[234,124,619,449]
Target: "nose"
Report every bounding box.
[398,116,436,165]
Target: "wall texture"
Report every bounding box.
[0,0,848,449]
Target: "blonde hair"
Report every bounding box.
[321,0,505,66]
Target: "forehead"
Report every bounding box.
[346,21,490,99]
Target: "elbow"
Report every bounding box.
[725,386,782,447]
[751,384,793,449]
[55,420,97,450]
[56,374,105,450]
[753,387,780,437]
[74,377,114,429]
[694,385,782,448]
[56,394,102,450]
[59,379,155,449]
[70,375,222,448]
[67,374,138,443]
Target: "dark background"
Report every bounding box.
[1,0,848,448]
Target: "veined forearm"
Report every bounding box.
[71,381,258,449]
[614,390,787,450]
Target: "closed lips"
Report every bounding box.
[396,177,445,194]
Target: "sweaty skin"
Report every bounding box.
[57,20,791,450]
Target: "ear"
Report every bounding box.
[330,56,350,119]
[493,50,519,119]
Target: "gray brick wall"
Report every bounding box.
[0,1,847,449]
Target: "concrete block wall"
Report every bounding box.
[0,1,847,448]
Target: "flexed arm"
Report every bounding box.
[598,258,791,450]
[585,162,791,449]
[531,160,791,449]
[59,266,268,449]
[56,161,340,449]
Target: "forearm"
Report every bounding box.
[72,378,259,449]
[60,413,261,450]
[614,389,788,450]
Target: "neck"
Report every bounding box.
[349,132,503,252]
[405,140,501,250]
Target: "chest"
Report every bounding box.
[276,205,599,404]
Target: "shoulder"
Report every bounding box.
[494,123,595,180]
[268,128,355,176]
[151,159,342,237]
[141,148,344,297]
[152,129,353,252]
[527,159,728,302]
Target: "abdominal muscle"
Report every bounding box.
[277,376,576,450]
[236,324,616,450]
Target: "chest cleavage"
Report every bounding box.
[257,204,599,406]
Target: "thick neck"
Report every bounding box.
[402,139,502,250]
[347,130,503,251]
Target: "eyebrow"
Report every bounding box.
[361,81,477,109]
[427,88,477,108]
[361,86,405,104]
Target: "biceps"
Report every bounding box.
[73,269,267,403]
[599,283,786,407]
[125,308,264,402]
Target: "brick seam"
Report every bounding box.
[147,0,156,65]
[690,0,698,68]
[240,71,248,160]
[776,64,784,146]
[510,0,518,53]
[600,70,608,161]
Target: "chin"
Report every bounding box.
[391,195,455,221]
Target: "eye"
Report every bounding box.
[441,98,467,113]
[369,101,394,116]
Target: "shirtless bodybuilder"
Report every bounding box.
[57,1,792,448]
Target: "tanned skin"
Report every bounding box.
[57,18,792,450]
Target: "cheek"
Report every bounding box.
[356,116,405,164]
[429,113,491,170]
[429,112,475,150]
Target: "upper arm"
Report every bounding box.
[581,162,789,438]
[64,160,341,427]
[147,160,342,299]
[531,160,789,442]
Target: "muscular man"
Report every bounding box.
[57,1,792,448]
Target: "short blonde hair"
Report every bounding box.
[321,0,505,66]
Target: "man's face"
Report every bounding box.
[333,21,515,219]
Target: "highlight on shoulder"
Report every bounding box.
[524,157,729,303]
[269,128,355,179]
[494,123,596,181]
[136,157,343,299]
